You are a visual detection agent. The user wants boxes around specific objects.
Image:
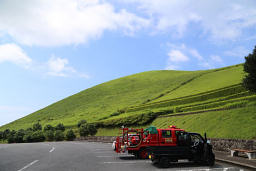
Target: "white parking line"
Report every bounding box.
[103,161,151,164]
[49,147,55,153]
[178,167,235,171]
[103,161,137,164]
[94,151,114,153]
[96,156,114,157]
[17,160,39,171]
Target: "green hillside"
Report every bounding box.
[1,63,256,139]
[1,69,206,130]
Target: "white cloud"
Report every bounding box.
[198,55,224,69]
[189,49,203,61]
[210,55,223,63]
[165,43,206,70]
[0,0,149,46]
[0,43,89,78]
[124,0,256,40]
[165,43,225,70]
[224,46,250,58]
[168,50,189,62]
[0,43,32,68]
[1,1,254,46]
[167,43,203,61]
[47,55,89,78]
[199,62,212,69]
[165,64,179,70]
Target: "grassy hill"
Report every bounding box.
[1,64,256,139]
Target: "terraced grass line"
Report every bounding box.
[159,104,242,118]
[147,72,208,103]
[126,84,245,112]
[156,64,244,101]
[151,102,256,139]
[180,94,256,112]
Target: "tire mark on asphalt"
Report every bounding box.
[17,160,39,171]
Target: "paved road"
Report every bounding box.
[0,142,248,171]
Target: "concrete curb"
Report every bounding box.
[216,157,256,170]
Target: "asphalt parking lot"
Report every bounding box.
[0,142,248,171]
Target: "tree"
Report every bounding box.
[14,129,25,143]
[7,135,15,143]
[26,127,33,131]
[243,46,256,92]
[87,124,97,136]
[23,131,33,143]
[55,130,65,141]
[77,120,87,128]
[79,124,89,137]
[32,131,45,142]
[44,124,54,131]
[33,122,42,131]
[66,129,76,141]
[55,123,65,132]
[44,130,55,141]
[6,130,16,143]
[3,129,10,139]
[0,131,3,140]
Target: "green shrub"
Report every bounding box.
[55,130,65,141]
[55,123,65,131]
[7,135,15,143]
[66,129,76,141]
[79,124,89,137]
[44,124,54,131]
[173,107,182,113]
[77,120,87,128]
[110,112,120,117]
[45,130,55,141]
[0,131,3,140]
[26,127,33,131]
[33,122,42,131]
[3,129,10,139]
[14,129,25,143]
[101,111,157,127]
[23,131,33,142]
[87,124,97,136]
[32,131,45,142]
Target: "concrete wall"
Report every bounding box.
[209,138,256,152]
[76,136,115,143]
[77,136,256,152]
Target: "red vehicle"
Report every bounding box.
[114,125,185,159]
[114,125,215,167]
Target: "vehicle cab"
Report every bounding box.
[157,125,185,146]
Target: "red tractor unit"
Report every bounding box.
[113,125,215,167]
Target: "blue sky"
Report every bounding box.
[0,0,256,126]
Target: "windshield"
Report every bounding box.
[190,134,204,143]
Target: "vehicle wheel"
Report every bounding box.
[159,157,170,168]
[138,149,148,159]
[207,153,215,166]
[134,152,139,159]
